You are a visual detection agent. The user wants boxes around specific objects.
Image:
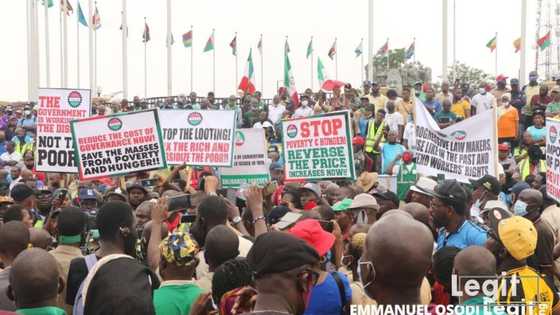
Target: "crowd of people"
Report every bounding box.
[0,69,557,315]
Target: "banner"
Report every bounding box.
[414,102,498,182]
[220,128,270,188]
[36,88,91,173]
[282,111,355,182]
[159,110,236,166]
[71,110,167,180]
[547,118,560,203]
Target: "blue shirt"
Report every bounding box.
[526,126,546,142]
[304,272,352,315]
[381,143,405,174]
[358,116,369,136]
[436,220,488,250]
[423,99,442,114]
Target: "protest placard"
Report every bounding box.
[36,88,91,173]
[71,109,166,180]
[220,128,270,188]
[282,111,355,182]
[547,118,560,203]
[159,110,236,166]
[414,101,498,182]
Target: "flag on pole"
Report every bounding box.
[204,31,214,52]
[306,38,313,59]
[405,41,415,59]
[328,39,337,60]
[229,35,237,56]
[257,36,263,55]
[355,40,363,58]
[142,21,150,43]
[60,0,73,15]
[239,49,256,94]
[284,40,299,106]
[92,5,101,30]
[77,2,88,27]
[513,38,521,53]
[486,35,497,52]
[317,57,345,91]
[537,32,551,50]
[42,0,54,8]
[182,31,192,48]
[376,40,388,55]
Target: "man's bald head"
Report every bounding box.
[364,212,433,293]
[454,246,496,277]
[205,225,240,270]
[0,221,30,262]
[29,228,52,249]
[401,202,431,227]
[9,248,61,308]
[519,189,544,212]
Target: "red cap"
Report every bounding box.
[352,136,365,145]
[496,74,509,82]
[498,143,510,151]
[289,219,335,257]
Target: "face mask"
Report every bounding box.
[358,258,375,294]
[479,88,486,94]
[513,200,528,216]
[470,199,482,219]
[24,110,31,116]
[302,101,309,107]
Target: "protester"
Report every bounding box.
[0,222,30,311]
[451,88,471,119]
[435,99,458,128]
[471,83,496,115]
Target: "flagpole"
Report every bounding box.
[367,0,374,81]
[33,0,40,100]
[166,0,172,96]
[260,34,263,94]
[413,37,416,63]
[361,38,364,83]
[494,32,498,77]
[452,0,456,82]
[213,29,216,93]
[144,17,147,98]
[520,0,527,86]
[442,0,448,81]
[235,32,238,93]
[122,0,128,99]
[94,7,97,97]
[310,36,314,91]
[63,1,68,88]
[44,0,50,87]
[335,38,338,80]
[88,0,94,95]
[190,25,193,92]
[27,0,32,98]
[59,8,63,86]
[76,3,80,88]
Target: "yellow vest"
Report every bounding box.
[364,120,385,153]
[518,158,546,181]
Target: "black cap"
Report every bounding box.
[372,190,399,206]
[10,184,35,202]
[432,179,468,205]
[510,78,519,85]
[472,175,502,195]
[126,183,148,194]
[247,231,319,278]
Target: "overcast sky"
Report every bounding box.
[0,0,544,101]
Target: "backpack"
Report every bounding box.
[72,254,98,315]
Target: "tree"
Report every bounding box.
[447,62,494,88]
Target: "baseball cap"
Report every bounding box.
[496,74,508,82]
[160,231,199,266]
[471,175,501,195]
[510,78,520,85]
[126,183,148,194]
[79,188,97,201]
[508,181,530,195]
[499,216,537,260]
[410,177,438,196]
[10,184,35,202]
[104,191,127,202]
[247,231,320,278]
[348,193,379,210]
[431,179,468,205]
[352,136,365,145]
[300,183,321,199]
[289,219,335,257]
[372,190,399,207]
[332,198,353,212]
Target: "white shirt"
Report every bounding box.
[253,121,274,129]
[384,112,404,133]
[0,151,21,164]
[293,106,313,118]
[268,104,286,124]
[471,92,495,114]
[403,122,416,150]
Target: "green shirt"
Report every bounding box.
[16,306,66,315]
[153,281,202,315]
[546,102,560,115]
[434,111,457,124]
